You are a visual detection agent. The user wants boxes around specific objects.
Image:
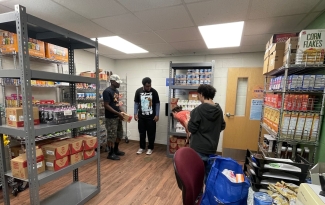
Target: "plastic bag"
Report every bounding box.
[201,156,250,205]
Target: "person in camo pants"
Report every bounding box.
[103,74,125,160]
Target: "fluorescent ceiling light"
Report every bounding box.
[199,21,244,49]
[92,36,148,54]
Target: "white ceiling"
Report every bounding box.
[0,0,324,59]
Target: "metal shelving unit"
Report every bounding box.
[0,5,100,205]
[259,44,325,165]
[166,61,215,157]
[119,76,129,143]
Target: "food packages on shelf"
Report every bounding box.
[303,113,314,141]
[65,138,84,155]
[6,107,40,127]
[280,111,291,139]
[77,135,98,150]
[287,111,298,140]
[80,71,95,78]
[310,113,320,142]
[70,152,83,165]
[295,113,307,140]
[0,31,45,58]
[169,135,188,153]
[42,140,70,160]
[77,92,96,100]
[296,29,325,65]
[283,37,299,65]
[76,83,96,90]
[188,91,198,100]
[83,149,96,160]
[266,33,299,50]
[38,104,78,124]
[45,43,68,62]
[268,42,285,72]
[45,156,69,171]
[264,93,282,108]
[177,100,201,111]
[11,148,45,179]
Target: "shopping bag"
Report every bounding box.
[201,156,250,205]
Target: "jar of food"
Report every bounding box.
[287,147,292,159]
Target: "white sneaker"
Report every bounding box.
[146,149,153,155]
[137,148,143,154]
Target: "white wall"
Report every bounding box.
[114,52,264,152]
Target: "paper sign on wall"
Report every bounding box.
[250,99,263,120]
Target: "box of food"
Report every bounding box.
[269,33,299,45]
[170,135,177,143]
[99,73,107,81]
[177,138,186,145]
[283,37,299,66]
[83,149,95,160]
[78,135,98,150]
[6,107,40,127]
[121,112,132,123]
[310,113,320,141]
[70,152,83,165]
[280,111,291,139]
[11,148,45,179]
[45,43,68,62]
[296,29,325,64]
[303,113,314,141]
[80,71,95,78]
[0,31,45,58]
[188,92,199,100]
[45,156,69,171]
[268,43,285,72]
[65,138,84,155]
[288,112,298,139]
[263,54,269,74]
[42,141,70,160]
[314,75,325,90]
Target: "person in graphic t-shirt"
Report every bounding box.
[103,74,125,160]
[134,77,160,155]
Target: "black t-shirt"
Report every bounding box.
[134,87,160,119]
[103,87,120,118]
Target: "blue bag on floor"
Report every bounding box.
[201,156,250,205]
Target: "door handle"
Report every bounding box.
[225,112,234,117]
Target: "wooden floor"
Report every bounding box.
[0,141,183,205]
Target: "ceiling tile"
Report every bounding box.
[92,13,151,34]
[103,54,138,59]
[0,0,86,25]
[59,21,114,38]
[119,32,165,45]
[155,27,202,43]
[170,40,207,51]
[53,0,128,19]
[240,44,265,53]
[184,0,210,3]
[241,34,271,46]
[138,43,179,53]
[187,0,250,26]
[249,0,319,19]
[313,0,325,12]
[135,5,194,30]
[243,14,305,35]
[0,4,12,13]
[295,12,322,30]
[130,53,159,58]
[117,0,182,12]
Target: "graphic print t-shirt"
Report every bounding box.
[103,87,120,118]
[134,87,160,119]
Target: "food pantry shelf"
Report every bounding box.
[171,62,213,69]
[5,154,97,186]
[40,182,99,205]
[169,129,187,137]
[264,65,325,77]
[261,123,277,138]
[0,53,68,65]
[263,104,321,113]
[0,118,97,136]
[0,69,97,84]
[265,90,324,94]
[170,85,198,90]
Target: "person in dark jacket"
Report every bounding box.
[187,84,226,182]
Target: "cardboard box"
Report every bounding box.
[80,71,95,78]
[188,92,198,100]
[284,37,299,53]
[45,156,69,171]
[42,141,70,160]
[70,152,83,165]
[170,142,177,149]
[78,135,98,150]
[0,31,45,58]
[263,51,269,74]
[310,163,325,185]
[177,138,186,145]
[269,33,299,45]
[6,107,40,127]
[11,148,45,179]
[65,138,84,155]
[99,73,107,81]
[296,29,325,64]
[121,112,132,123]
[45,43,68,62]
[297,183,325,205]
[268,43,285,72]
[83,149,96,160]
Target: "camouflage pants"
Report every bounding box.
[105,118,123,143]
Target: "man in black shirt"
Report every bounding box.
[103,74,125,160]
[134,77,160,155]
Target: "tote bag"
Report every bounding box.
[201,156,250,205]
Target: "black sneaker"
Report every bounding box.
[115,150,125,156]
[107,153,120,160]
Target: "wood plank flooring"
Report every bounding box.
[0,141,183,205]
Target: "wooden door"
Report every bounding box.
[222,67,264,161]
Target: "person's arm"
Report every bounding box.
[187,109,201,134]
[221,117,226,131]
[134,89,140,121]
[103,90,123,119]
[153,90,160,122]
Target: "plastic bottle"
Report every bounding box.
[280,147,287,158]
[287,147,292,159]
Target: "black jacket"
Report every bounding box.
[188,103,226,154]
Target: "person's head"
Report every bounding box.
[172,105,183,113]
[110,74,122,88]
[197,84,216,102]
[142,77,152,92]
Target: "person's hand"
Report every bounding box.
[134,114,138,121]
[153,116,159,122]
[118,112,124,120]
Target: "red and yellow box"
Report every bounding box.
[83,149,96,160]
[70,152,83,165]
[45,156,69,171]
[78,135,98,150]
[6,107,40,127]
[42,141,70,160]
[65,138,84,155]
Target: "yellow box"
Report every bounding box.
[45,43,68,62]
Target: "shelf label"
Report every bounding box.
[64,110,72,116]
[46,162,53,167]
[37,161,43,168]
[46,150,55,155]
[250,99,263,120]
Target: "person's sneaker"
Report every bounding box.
[136,148,143,154]
[146,149,153,155]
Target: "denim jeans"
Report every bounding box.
[195,152,213,184]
